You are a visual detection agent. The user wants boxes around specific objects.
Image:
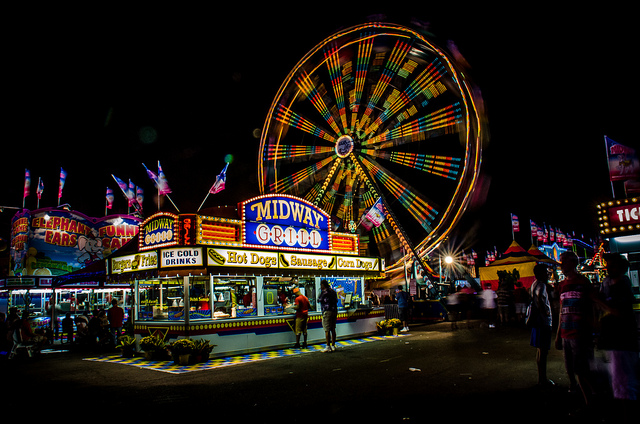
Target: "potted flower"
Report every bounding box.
[168,338,196,365]
[376,320,388,335]
[386,318,402,336]
[115,335,137,357]
[140,335,166,360]
[192,339,216,363]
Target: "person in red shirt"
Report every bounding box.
[292,288,310,349]
[554,251,596,411]
[107,299,125,345]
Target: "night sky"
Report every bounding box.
[2,5,636,260]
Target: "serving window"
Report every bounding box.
[134,275,356,322]
[137,278,185,321]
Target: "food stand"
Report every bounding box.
[107,194,385,357]
[3,206,141,338]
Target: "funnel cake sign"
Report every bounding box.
[240,194,330,251]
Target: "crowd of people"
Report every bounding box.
[450,251,638,420]
[1,299,127,358]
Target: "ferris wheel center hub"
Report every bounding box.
[335,135,354,158]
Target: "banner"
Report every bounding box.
[10,208,141,276]
[605,136,639,182]
[23,169,31,199]
[511,213,519,232]
[361,197,385,230]
[58,168,67,200]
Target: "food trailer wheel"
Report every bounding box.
[258,22,484,271]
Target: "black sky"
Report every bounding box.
[2,5,637,258]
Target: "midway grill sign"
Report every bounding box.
[241,194,330,251]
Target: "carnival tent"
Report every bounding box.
[478,241,542,290]
[527,244,558,265]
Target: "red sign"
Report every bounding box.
[608,203,640,226]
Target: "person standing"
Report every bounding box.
[107,299,124,346]
[396,286,410,332]
[292,288,310,349]
[529,264,554,387]
[554,251,596,411]
[598,253,638,405]
[318,280,338,352]
[61,312,74,344]
[479,283,497,328]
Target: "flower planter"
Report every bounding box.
[178,354,190,366]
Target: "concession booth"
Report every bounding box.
[3,206,141,340]
[107,194,385,357]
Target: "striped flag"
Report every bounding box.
[360,197,385,230]
[106,187,114,209]
[23,169,31,198]
[58,168,67,200]
[37,177,44,200]
[157,161,172,195]
[209,163,228,194]
[511,213,519,232]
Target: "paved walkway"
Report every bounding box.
[83,334,408,374]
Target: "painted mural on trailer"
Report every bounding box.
[9,207,141,277]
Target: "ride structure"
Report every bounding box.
[258,22,485,275]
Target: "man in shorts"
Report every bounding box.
[555,251,596,409]
[396,286,410,332]
[292,287,310,349]
[318,280,338,352]
[529,264,554,387]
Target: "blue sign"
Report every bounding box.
[241,194,330,251]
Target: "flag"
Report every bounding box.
[360,197,385,230]
[136,186,144,206]
[127,180,136,207]
[37,177,44,200]
[23,169,31,198]
[605,136,639,182]
[530,220,537,238]
[112,174,128,194]
[209,163,229,194]
[157,161,172,195]
[106,187,114,209]
[58,168,67,200]
[143,162,171,194]
[511,213,519,232]
[143,163,158,183]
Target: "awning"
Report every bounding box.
[52,259,106,287]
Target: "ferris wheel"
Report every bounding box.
[258,22,484,271]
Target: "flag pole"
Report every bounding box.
[604,135,616,199]
[166,195,180,212]
[197,193,211,213]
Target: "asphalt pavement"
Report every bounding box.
[1,320,632,423]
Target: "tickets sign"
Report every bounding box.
[241,194,330,251]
